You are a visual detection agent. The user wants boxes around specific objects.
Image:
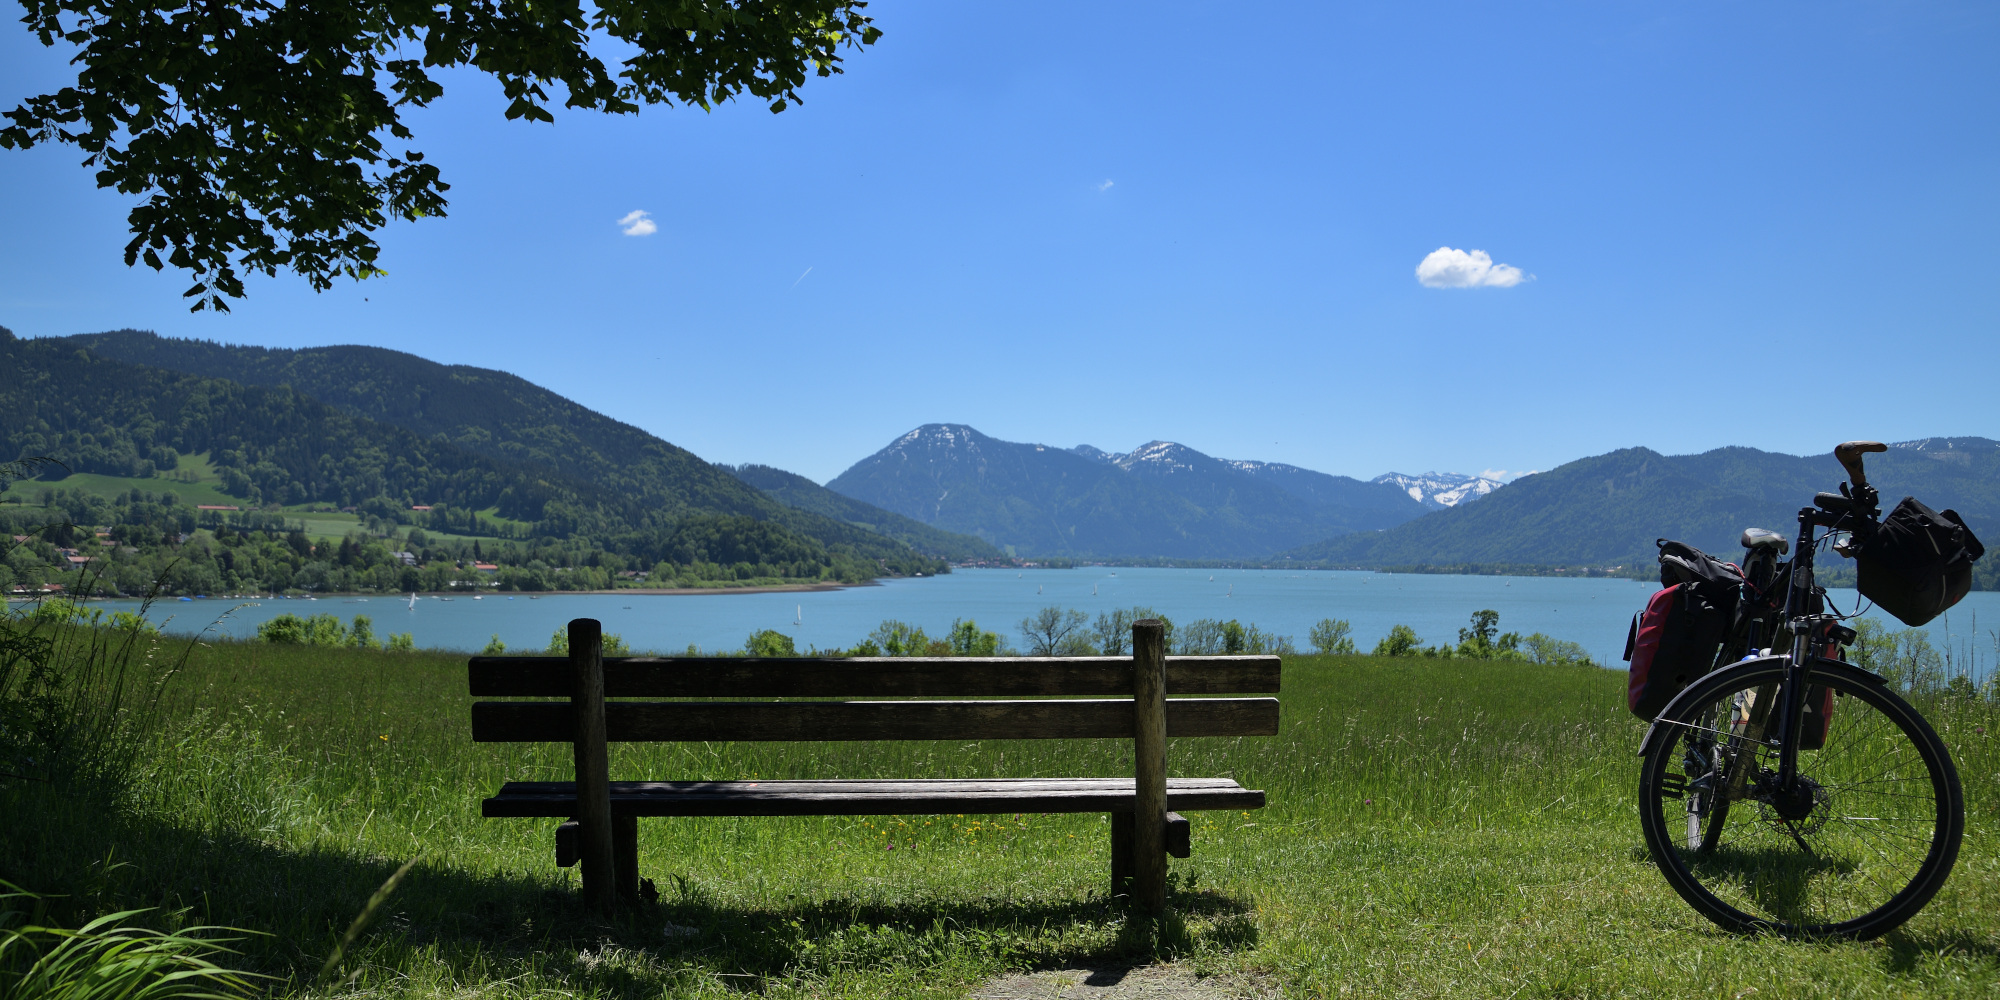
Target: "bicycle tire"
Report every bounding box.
[1638,657,1964,938]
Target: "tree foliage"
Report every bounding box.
[743,629,795,657]
[1017,606,1089,657]
[2,1,880,310]
[1308,617,1355,655]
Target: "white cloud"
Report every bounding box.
[618,210,657,237]
[1415,247,1527,288]
[1095,179,1114,192]
[1480,468,1539,482]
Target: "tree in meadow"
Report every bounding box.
[1309,618,1356,655]
[1018,606,1090,656]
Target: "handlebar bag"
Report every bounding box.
[1625,582,1732,720]
[1856,497,1986,627]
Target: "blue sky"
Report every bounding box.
[3,1,1996,484]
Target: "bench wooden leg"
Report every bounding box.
[1110,811,1133,897]
[613,814,639,905]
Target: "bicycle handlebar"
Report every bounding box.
[1835,440,1887,489]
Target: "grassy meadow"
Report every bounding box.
[3,634,1998,999]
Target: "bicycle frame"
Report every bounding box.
[1771,485,1875,788]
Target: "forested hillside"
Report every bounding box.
[1283,441,2000,587]
[0,329,946,593]
[52,329,968,564]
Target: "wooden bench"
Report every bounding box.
[469,618,1279,914]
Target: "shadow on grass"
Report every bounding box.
[0,778,1256,995]
[1682,842,1860,926]
[1879,928,2000,975]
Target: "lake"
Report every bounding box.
[53,567,2000,674]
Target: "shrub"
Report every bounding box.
[254,614,353,646]
[548,628,629,656]
[1309,618,1356,655]
[1520,633,1595,667]
[946,619,1001,657]
[745,629,797,657]
[867,620,930,657]
[1373,624,1422,657]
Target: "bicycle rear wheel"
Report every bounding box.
[1638,658,1964,938]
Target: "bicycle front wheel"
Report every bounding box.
[1638,658,1964,938]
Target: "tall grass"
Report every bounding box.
[1,633,1997,998]
[0,880,255,1000]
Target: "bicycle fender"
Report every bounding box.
[1635,655,1888,758]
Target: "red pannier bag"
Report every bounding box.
[1626,584,1732,720]
[1626,539,1741,719]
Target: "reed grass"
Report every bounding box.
[0,880,257,1000]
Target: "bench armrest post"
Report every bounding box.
[570,618,618,917]
[1131,620,1169,912]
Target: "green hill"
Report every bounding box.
[1281,441,2000,587]
[55,330,798,526]
[42,328,964,564]
[1,328,943,581]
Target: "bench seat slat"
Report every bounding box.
[470,697,1279,743]
[481,777,1266,818]
[469,655,1280,698]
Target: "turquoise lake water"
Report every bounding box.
[51,567,2000,673]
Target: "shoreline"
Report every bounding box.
[9,580,882,602]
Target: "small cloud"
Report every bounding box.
[618,210,657,237]
[1480,468,1539,482]
[1095,179,1114,192]
[1416,247,1527,288]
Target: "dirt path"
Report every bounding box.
[971,963,1276,1000]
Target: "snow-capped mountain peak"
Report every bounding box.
[1371,471,1505,509]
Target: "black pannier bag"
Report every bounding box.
[1856,497,1986,627]
[1625,540,1741,720]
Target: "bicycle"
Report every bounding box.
[1636,441,1966,938]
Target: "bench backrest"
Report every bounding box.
[468,654,1281,743]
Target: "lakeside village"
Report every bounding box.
[1,489,1068,601]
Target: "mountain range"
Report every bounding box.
[11,328,1997,585]
[819,424,2000,584]
[1281,440,2000,580]
[824,425,1428,559]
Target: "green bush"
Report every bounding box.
[1309,618,1356,655]
[1373,624,1423,657]
[946,618,1000,656]
[745,629,797,657]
